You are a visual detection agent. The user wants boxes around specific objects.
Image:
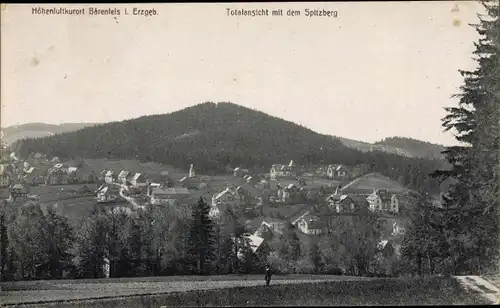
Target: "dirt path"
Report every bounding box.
[340,173,375,192]
[1,276,371,305]
[455,275,499,304]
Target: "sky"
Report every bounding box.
[1,2,485,146]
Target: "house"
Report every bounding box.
[235,184,261,205]
[96,185,119,203]
[209,203,222,219]
[391,221,406,236]
[9,183,29,201]
[377,240,396,259]
[245,175,261,185]
[247,235,270,257]
[0,166,11,187]
[147,183,161,196]
[150,187,190,205]
[21,166,45,185]
[255,217,286,236]
[212,187,243,207]
[236,235,271,261]
[296,213,324,235]
[234,167,250,178]
[366,189,399,213]
[327,164,349,180]
[105,170,115,184]
[270,160,302,180]
[276,184,292,204]
[117,170,131,185]
[130,173,146,187]
[67,165,96,184]
[179,176,202,189]
[67,167,79,183]
[328,194,354,212]
[326,193,368,213]
[290,210,310,226]
[46,167,68,185]
[315,166,329,178]
[160,171,173,187]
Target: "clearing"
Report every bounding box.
[0,275,489,307]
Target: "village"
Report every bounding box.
[0,150,409,266]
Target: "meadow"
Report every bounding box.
[1,276,488,307]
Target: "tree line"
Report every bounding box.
[0,197,401,281]
[401,0,500,276]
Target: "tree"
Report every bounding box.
[186,197,216,275]
[74,208,110,278]
[0,202,9,281]
[41,205,75,278]
[308,240,323,274]
[431,0,500,275]
[278,222,301,272]
[401,195,448,276]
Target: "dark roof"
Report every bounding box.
[302,214,324,230]
[263,217,286,224]
[152,187,190,196]
[236,183,262,198]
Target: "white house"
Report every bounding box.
[391,221,406,236]
[117,170,131,185]
[270,160,301,180]
[211,187,242,207]
[150,187,190,205]
[366,189,399,213]
[255,218,286,236]
[327,164,349,180]
[130,173,146,187]
[105,170,115,184]
[296,213,324,235]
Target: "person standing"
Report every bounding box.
[265,264,273,286]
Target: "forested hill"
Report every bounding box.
[336,136,445,160]
[1,122,98,145]
[374,137,445,160]
[14,102,445,193]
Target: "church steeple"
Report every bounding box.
[189,164,195,178]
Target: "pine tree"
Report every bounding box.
[0,202,8,281]
[186,197,216,275]
[42,205,75,278]
[401,195,448,276]
[279,222,301,272]
[432,0,500,275]
[308,240,323,274]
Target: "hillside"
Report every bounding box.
[336,136,445,160]
[343,173,410,194]
[1,122,98,145]
[12,102,445,194]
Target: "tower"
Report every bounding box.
[189,164,195,178]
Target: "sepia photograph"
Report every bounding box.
[0,1,499,307]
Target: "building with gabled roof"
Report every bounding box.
[150,187,190,205]
[130,173,146,187]
[296,213,324,235]
[105,170,116,184]
[270,160,303,180]
[327,164,349,180]
[367,189,399,213]
[117,170,131,185]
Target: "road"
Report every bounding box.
[455,275,499,304]
[0,275,371,305]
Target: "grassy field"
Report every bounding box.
[2,276,489,307]
[343,173,408,193]
[30,184,99,203]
